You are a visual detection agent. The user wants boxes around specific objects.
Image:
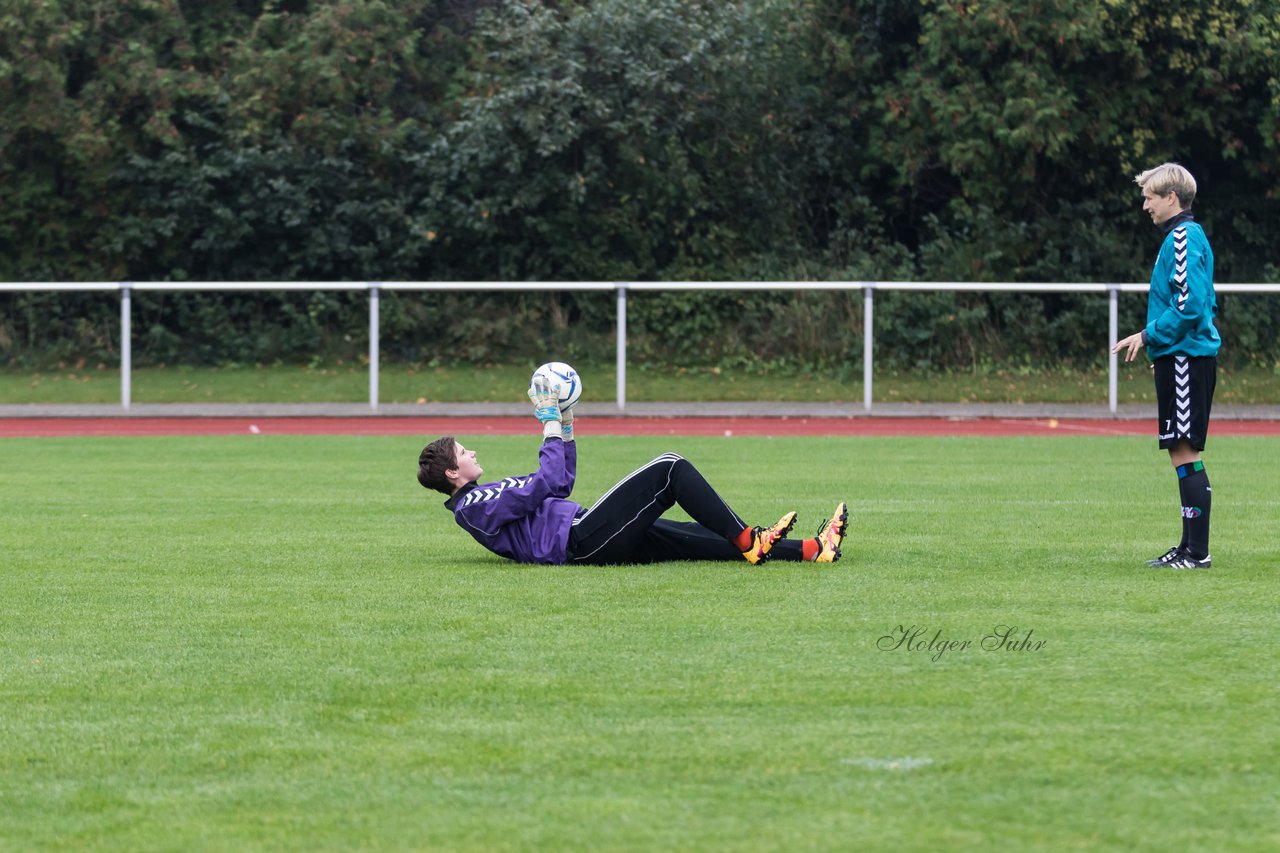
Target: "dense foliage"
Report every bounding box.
[1,0,1277,369]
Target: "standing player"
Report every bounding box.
[417,376,848,566]
[1112,162,1219,569]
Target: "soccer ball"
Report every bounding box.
[530,361,582,410]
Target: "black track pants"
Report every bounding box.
[565,453,804,565]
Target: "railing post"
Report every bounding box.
[863,284,874,412]
[1108,285,1119,415]
[369,283,380,411]
[616,284,628,413]
[120,283,132,411]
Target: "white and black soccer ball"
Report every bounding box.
[530,361,582,409]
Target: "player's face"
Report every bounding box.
[1142,187,1181,225]
[452,442,483,484]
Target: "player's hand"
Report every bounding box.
[527,375,562,424]
[560,404,575,441]
[1112,332,1145,363]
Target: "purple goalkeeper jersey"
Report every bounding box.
[443,438,581,564]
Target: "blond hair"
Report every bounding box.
[1135,162,1197,208]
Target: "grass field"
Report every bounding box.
[5,361,1280,405]
[4,433,1279,851]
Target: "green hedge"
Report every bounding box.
[1,0,1277,369]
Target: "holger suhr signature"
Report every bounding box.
[878,624,1046,662]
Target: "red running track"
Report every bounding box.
[2,416,1279,438]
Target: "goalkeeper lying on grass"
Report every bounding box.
[417,375,847,566]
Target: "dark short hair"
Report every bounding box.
[418,435,457,494]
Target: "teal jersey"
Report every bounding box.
[1144,216,1220,358]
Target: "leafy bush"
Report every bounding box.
[1,0,1277,371]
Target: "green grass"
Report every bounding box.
[3,433,1278,850]
[4,361,1280,404]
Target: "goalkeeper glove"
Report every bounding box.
[560,405,575,441]
[527,375,563,438]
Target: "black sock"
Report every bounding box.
[1177,461,1211,559]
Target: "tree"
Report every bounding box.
[407,0,820,281]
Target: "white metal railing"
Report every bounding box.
[2,281,1277,413]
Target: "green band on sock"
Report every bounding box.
[1177,460,1206,479]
